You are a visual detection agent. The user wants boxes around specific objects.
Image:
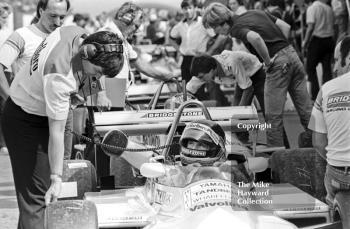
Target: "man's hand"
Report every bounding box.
[301,40,308,50]
[45,175,62,206]
[166,81,179,93]
[164,72,180,81]
[263,55,277,73]
[96,92,112,111]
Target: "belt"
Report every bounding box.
[331,165,350,172]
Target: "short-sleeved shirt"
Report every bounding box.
[306,1,334,38]
[230,10,289,58]
[99,19,137,81]
[10,26,87,120]
[308,73,350,166]
[0,24,47,74]
[170,16,214,56]
[213,50,262,89]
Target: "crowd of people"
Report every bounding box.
[1,0,350,228]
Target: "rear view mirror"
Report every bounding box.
[140,162,166,178]
[247,157,269,173]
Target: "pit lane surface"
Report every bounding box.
[0,111,304,228]
[0,151,17,229]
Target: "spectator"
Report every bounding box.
[332,0,348,42]
[302,0,335,101]
[0,2,12,46]
[228,0,247,15]
[146,14,160,44]
[266,0,285,19]
[308,36,350,229]
[73,13,89,28]
[2,26,124,229]
[0,0,70,156]
[333,36,350,77]
[202,3,313,148]
[169,0,215,100]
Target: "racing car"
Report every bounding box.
[45,100,341,229]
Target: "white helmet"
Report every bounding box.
[179,120,226,166]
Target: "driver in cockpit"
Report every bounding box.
[158,119,252,186]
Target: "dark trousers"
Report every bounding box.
[306,36,334,100]
[2,98,50,229]
[0,96,6,148]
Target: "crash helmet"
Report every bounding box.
[179,120,226,166]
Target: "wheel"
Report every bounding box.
[45,200,97,229]
[270,148,327,201]
[61,160,97,199]
[334,192,350,229]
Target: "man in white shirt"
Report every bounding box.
[187,50,265,113]
[170,0,215,99]
[308,37,350,228]
[0,0,70,156]
[3,26,124,229]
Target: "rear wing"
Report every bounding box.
[94,105,259,136]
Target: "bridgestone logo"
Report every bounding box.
[145,111,203,118]
[327,92,350,108]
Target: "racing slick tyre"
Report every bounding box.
[61,160,97,199]
[45,200,97,229]
[334,191,350,229]
[270,148,327,201]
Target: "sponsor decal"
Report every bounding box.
[142,111,203,118]
[67,162,88,169]
[327,92,350,108]
[185,122,222,145]
[154,188,173,205]
[183,180,243,209]
[189,201,246,211]
[104,215,145,223]
[182,148,207,157]
[30,40,47,75]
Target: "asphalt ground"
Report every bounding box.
[0,151,18,229]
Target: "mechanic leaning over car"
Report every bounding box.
[308,36,350,227]
[94,2,179,187]
[202,2,313,149]
[96,1,177,110]
[1,26,124,229]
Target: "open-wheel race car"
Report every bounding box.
[45,100,343,229]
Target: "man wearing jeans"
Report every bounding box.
[202,3,313,147]
[308,37,350,228]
